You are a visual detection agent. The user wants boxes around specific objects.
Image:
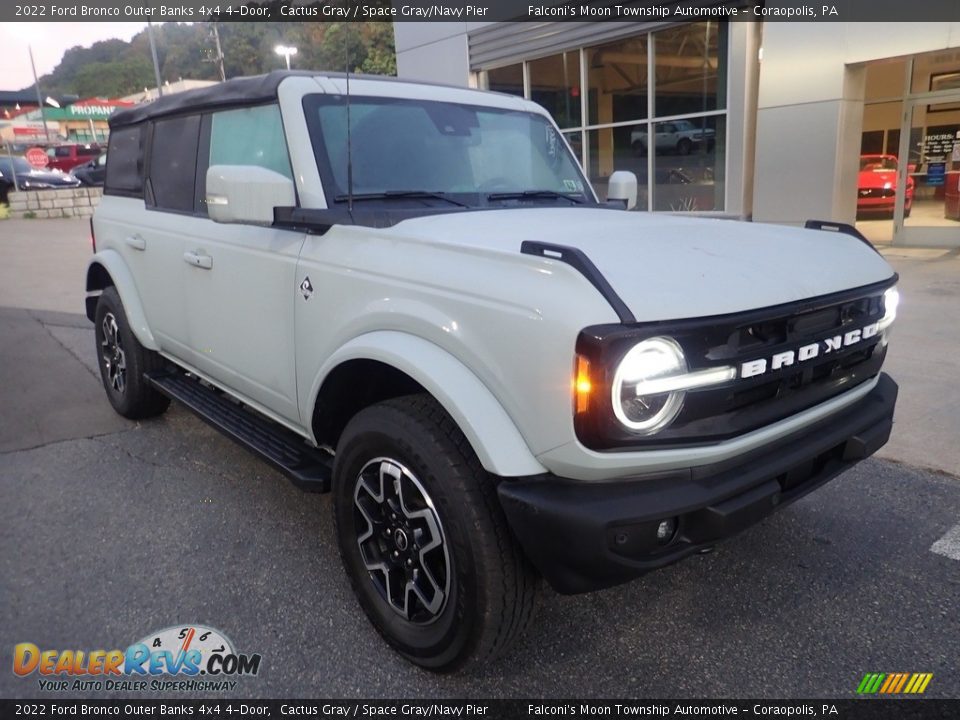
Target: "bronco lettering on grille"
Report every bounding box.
[740,322,880,379]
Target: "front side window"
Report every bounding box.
[209,104,292,178]
[305,95,592,207]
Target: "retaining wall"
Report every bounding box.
[6,187,101,219]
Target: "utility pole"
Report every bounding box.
[28,45,52,143]
[210,22,226,81]
[147,22,164,97]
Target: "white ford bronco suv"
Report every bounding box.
[88,71,899,671]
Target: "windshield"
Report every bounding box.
[860,156,898,171]
[305,95,593,206]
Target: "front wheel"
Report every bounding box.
[332,395,539,672]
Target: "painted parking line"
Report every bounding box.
[931,522,960,561]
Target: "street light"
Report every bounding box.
[275,45,298,70]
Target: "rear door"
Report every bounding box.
[97,123,187,358]
[132,114,203,356]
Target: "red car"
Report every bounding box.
[45,143,103,172]
[857,154,913,217]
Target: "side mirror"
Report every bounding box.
[206,165,295,225]
[607,170,638,210]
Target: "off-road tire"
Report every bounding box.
[332,394,540,672]
[94,286,170,419]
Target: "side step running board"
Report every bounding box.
[146,370,332,492]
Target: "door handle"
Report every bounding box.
[124,235,146,251]
[183,251,213,270]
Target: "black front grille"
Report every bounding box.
[575,278,895,450]
[859,188,895,199]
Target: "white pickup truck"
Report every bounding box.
[88,71,899,671]
[630,118,716,155]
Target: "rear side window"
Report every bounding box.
[148,115,201,213]
[209,104,292,178]
[104,126,145,196]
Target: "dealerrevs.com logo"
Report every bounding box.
[13,625,261,692]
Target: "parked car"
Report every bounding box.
[0,156,81,203]
[73,153,107,186]
[631,119,716,155]
[88,71,899,672]
[857,154,913,217]
[45,143,103,172]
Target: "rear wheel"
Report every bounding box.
[332,394,539,671]
[677,138,693,155]
[94,286,170,419]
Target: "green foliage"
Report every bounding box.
[74,57,156,98]
[25,22,397,99]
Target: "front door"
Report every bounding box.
[180,104,304,425]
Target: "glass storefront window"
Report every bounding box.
[484,64,524,97]
[586,36,649,127]
[479,24,729,213]
[563,129,584,169]
[586,125,649,208]
[529,51,582,129]
[653,22,726,118]
[652,116,725,212]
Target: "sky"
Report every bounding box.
[0,23,150,91]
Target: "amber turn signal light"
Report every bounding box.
[574,355,592,414]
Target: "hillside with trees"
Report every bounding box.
[27,22,396,99]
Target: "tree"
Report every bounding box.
[25,21,397,99]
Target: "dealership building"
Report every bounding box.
[394,19,960,247]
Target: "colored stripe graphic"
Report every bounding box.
[857,672,932,694]
[893,673,909,693]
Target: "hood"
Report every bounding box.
[388,208,895,322]
[17,169,80,185]
[858,169,897,188]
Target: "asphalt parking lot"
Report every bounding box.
[1,218,958,699]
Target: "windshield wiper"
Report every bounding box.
[334,190,469,208]
[486,189,584,204]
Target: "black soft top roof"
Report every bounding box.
[109,70,479,129]
[109,71,313,128]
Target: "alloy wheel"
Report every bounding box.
[100,312,127,394]
[353,457,451,624]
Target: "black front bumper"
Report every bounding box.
[498,373,898,594]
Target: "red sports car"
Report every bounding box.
[857,154,913,217]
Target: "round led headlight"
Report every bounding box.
[611,337,687,434]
